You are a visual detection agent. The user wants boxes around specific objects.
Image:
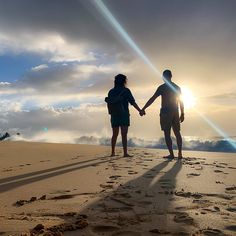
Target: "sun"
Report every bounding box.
[180,87,197,109]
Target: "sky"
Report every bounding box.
[0,0,235,147]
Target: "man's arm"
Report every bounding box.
[142,93,159,112]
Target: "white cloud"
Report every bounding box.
[31,64,48,71]
[0,32,96,63]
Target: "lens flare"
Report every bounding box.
[181,87,197,109]
[91,0,236,150]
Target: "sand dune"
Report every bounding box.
[0,141,235,236]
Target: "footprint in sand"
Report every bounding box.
[128,170,138,175]
[198,228,227,235]
[195,166,203,170]
[225,225,236,232]
[160,179,175,189]
[219,162,228,166]
[112,231,141,236]
[113,192,132,198]
[173,212,194,225]
[137,200,152,206]
[228,166,236,169]
[149,228,170,234]
[187,173,201,177]
[226,207,236,212]
[201,207,220,213]
[225,186,236,191]
[92,225,120,233]
[225,186,236,194]
[109,175,122,180]
[51,194,75,200]
[193,199,210,204]
[100,184,113,189]
[104,206,133,213]
[175,191,203,199]
[144,174,154,178]
[215,165,225,169]
[2,168,13,172]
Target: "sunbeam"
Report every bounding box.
[91,0,236,150]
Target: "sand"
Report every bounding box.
[0,141,235,236]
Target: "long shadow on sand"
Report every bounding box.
[0,156,121,193]
[0,156,112,184]
[78,158,185,235]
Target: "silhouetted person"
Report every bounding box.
[141,70,184,159]
[105,74,142,157]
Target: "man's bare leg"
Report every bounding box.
[121,126,132,157]
[164,129,174,158]
[111,127,119,156]
[173,128,183,158]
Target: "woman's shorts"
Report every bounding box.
[111,113,130,127]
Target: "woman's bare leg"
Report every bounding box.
[121,126,132,157]
[111,127,119,156]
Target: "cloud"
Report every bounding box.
[31,64,49,71]
[0,105,109,139]
[0,0,235,143]
[0,32,96,63]
[206,92,236,101]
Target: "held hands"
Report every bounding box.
[139,109,146,116]
[180,113,185,123]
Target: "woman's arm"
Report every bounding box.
[132,102,142,113]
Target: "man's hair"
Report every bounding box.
[114,74,127,87]
[163,70,172,80]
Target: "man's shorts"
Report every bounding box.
[111,113,130,128]
[160,108,180,131]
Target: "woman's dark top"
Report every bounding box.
[108,87,135,115]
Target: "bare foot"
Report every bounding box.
[163,155,174,159]
[110,153,116,157]
[123,154,133,157]
[178,154,183,159]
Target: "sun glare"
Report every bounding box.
[181,87,197,109]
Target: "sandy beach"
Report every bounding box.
[0,141,235,236]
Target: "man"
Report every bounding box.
[140,70,184,159]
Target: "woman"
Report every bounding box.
[106,74,142,157]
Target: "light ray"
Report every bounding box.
[194,109,236,149]
[91,0,236,150]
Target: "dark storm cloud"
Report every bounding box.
[0,0,121,51]
[1,0,235,57]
